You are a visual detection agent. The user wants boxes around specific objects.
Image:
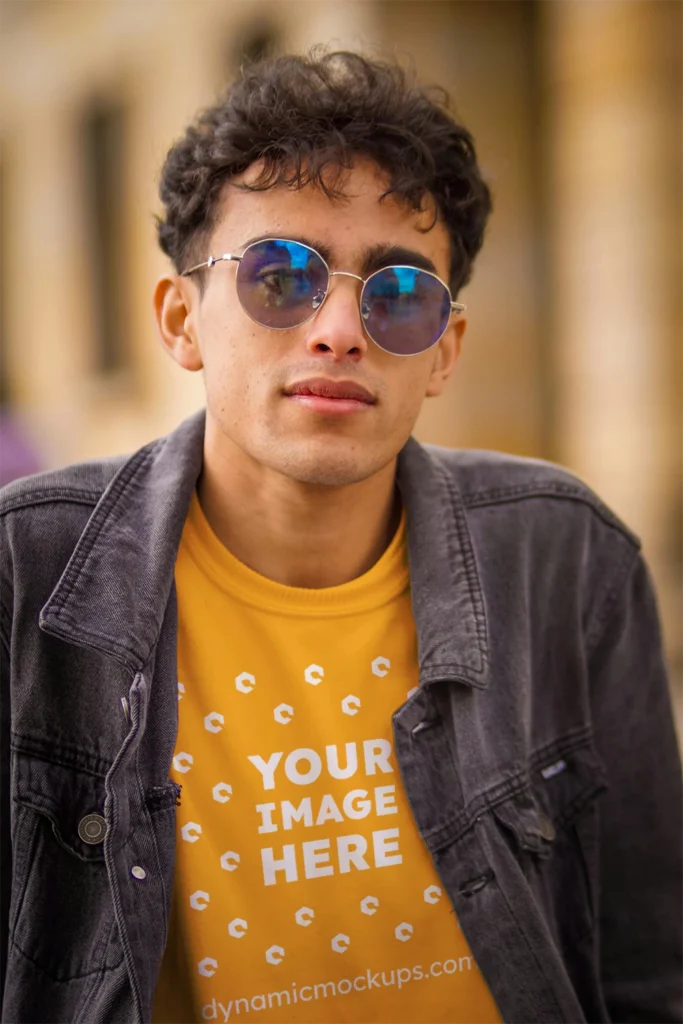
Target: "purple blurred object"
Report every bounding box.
[0,412,44,486]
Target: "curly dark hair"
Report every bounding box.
[157,49,492,295]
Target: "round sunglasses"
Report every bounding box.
[182,238,465,357]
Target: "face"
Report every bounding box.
[155,158,465,488]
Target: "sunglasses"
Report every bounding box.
[182,238,465,357]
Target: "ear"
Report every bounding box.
[153,275,204,372]
[425,317,466,397]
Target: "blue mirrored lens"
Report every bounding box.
[362,267,451,355]
[237,240,328,328]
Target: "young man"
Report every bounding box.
[0,51,680,1024]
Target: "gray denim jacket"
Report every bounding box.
[1,409,681,1024]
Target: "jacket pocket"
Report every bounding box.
[9,751,126,981]
[491,735,607,947]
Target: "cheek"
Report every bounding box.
[390,362,433,418]
[201,322,278,415]
[198,301,245,382]
[202,341,238,393]
[198,288,254,365]
[199,339,248,425]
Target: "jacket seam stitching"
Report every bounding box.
[528,724,596,771]
[10,934,114,981]
[438,462,489,664]
[135,746,169,936]
[472,829,567,1019]
[462,487,641,545]
[74,915,121,1024]
[40,612,141,668]
[419,664,485,683]
[424,774,529,849]
[102,670,146,1021]
[424,725,598,849]
[584,544,641,661]
[0,490,102,516]
[464,479,607,505]
[6,812,40,952]
[10,735,111,777]
[0,598,9,647]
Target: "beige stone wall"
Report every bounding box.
[542,0,682,690]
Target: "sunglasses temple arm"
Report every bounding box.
[181,254,242,277]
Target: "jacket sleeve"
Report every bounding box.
[0,628,9,1000]
[589,550,682,1022]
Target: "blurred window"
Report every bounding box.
[82,100,128,376]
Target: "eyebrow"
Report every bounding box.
[361,243,439,277]
[239,234,439,277]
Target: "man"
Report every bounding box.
[0,50,680,1024]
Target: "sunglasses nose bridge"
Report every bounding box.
[308,269,372,350]
[316,269,366,316]
[307,266,361,298]
[328,270,364,284]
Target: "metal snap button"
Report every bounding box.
[131,865,146,880]
[538,812,556,842]
[411,716,441,736]
[459,869,495,897]
[78,813,107,845]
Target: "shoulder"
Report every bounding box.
[0,455,126,517]
[0,456,130,612]
[422,442,641,549]
[420,443,646,661]
[0,453,142,644]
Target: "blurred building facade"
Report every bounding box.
[0,0,681,702]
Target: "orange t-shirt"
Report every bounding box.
[152,493,500,1024]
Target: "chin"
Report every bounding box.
[286,462,374,488]
[274,446,381,488]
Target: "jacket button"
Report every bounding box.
[78,813,107,845]
[538,812,556,842]
[411,716,441,736]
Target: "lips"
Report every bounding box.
[284,378,375,403]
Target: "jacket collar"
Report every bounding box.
[40,409,489,688]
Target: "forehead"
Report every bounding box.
[210,157,452,276]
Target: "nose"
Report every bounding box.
[304,272,369,361]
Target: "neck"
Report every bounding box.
[197,438,402,590]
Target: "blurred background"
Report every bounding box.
[0,0,681,723]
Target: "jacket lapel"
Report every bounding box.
[40,413,489,689]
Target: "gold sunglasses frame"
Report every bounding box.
[182,237,466,357]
